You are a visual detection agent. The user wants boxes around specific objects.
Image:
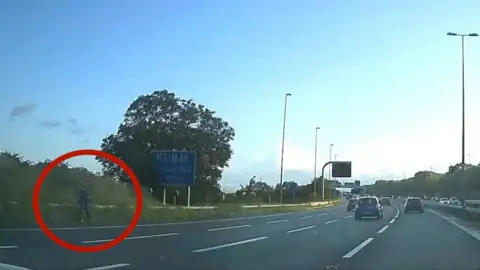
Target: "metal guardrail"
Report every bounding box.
[241,201,336,208]
[7,201,338,210]
[423,200,480,220]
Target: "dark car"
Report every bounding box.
[404,197,424,213]
[380,197,391,206]
[347,198,358,211]
[355,197,383,220]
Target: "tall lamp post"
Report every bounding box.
[279,93,292,204]
[313,127,320,200]
[446,32,478,165]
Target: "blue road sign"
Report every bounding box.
[152,150,196,186]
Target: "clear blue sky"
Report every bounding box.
[1,1,480,191]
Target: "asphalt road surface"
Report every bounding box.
[1,200,480,270]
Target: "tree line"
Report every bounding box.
[364,163,480,200]
[226,176,340,204]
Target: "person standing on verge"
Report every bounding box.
[78,186,92,224]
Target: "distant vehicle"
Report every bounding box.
[355,196,383,220]
[449,197,461,205]
[380,197,391,206]
[347,198,358,211]
[404,197,424,213]
[439,198,449,204]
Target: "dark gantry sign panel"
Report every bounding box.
[151,150,197,186]
[332,161,352,178]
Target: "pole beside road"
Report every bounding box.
[329,144,334,180]
[446,32,478,165]
[279,93,292,204]
[313,127,320,200]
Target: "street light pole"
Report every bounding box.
[323,143,333,200]
[313,127,320,200]
[328,144,334,202]
[333,153,337,182]
[329,144,334,179]
[279,93,292,204]
[447,32,478,165]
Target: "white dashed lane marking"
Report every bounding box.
[377,225,389,234]
[286,225,316,234]
[343,238,374,258]
[82,233,179,244]
[0,263,33,270]
[344,215,352,219]
[0,246,18,249]
[325,219,339,224]
[207,224,251,232]
[82,263,130,270]
[318,213,327,216]
[389,218,396,224]
[267,219,288,224]
[300,215,313,219]
[192,236,268,253]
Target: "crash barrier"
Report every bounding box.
[241,200,338,208]
[11,201,338,210]
[423,200,480,221]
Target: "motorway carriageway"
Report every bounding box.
[1,200,480,270]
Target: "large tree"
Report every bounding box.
[97,90,235,205]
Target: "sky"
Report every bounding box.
[1,0,480,192]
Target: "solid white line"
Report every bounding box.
[0,263,33,270]
[325,219,339,224]
[318,213,327,216]
[377,225,389,234]
[1,205,341,232]
[0,246,18,249]
[207,224,251,231]
[267,219,288,224]
[344,215,352,219]
[192,236,268,253]
[342,237,374,258]
[82,264,130,270]
[389,219,396,224]
[427,209,480,241]
[82,233,178,244]
[300,215,313,219]
[286,225,316,233]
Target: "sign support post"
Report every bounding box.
[321,161,352,201]
[163,188,166,206]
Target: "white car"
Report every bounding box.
[449,197,461,205]
[439,198,449,204]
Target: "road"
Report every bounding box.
[1,200,480,270]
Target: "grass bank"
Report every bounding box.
[0,201,340,228]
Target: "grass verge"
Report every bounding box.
[0,201,340,229]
